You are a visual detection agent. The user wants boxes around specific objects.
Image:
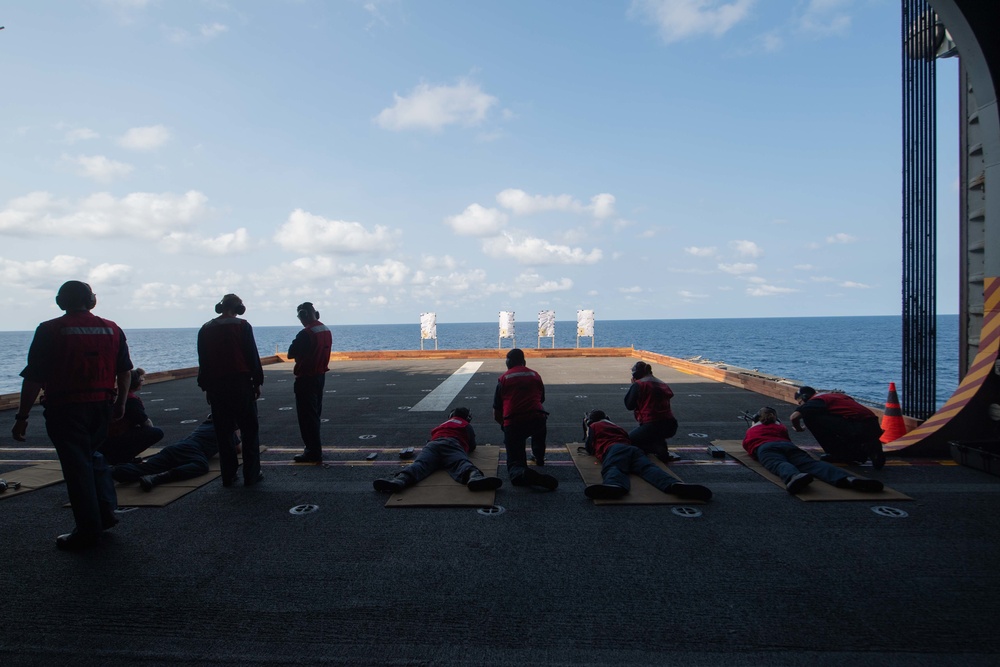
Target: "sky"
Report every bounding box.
[0,0,961,331]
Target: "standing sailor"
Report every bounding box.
[12,280,133,550]
[197,294,264,487]
[288,302,333,463]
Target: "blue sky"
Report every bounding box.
[0,0,960,330]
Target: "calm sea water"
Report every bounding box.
[0,316,959,408]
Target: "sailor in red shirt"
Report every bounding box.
[583,410,711,501]
[492,348,558,490]
[789,386,886,469]
[12,280,133,551]
[372,407,502,493]
[287,302,333,463]
[743,406,883,494]
[197,294,264,487]
[623,361,680,461]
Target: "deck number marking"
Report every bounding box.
[871,506,908,518]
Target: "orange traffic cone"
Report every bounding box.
[880,382,907,444]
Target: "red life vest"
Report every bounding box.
[814,393,878,421]
[632,376,675,423]
[198,317,253,382]
[496,366,544,426]
[293,321,332,377]
[430,417,472,452]
[589,419,631,461]
[742,422,792,457]
[41,311,122,405]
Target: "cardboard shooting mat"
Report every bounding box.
[384,445,500,508]
[59,446,267,508]
[0,460,65,501]
[714,440,911,502]
[566,442,705,505]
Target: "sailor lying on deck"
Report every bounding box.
[372,407,502,494]
[743,407,883,494]
[582,410,712,501]
[110,415,237,491]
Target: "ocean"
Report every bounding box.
[0,315,959,408]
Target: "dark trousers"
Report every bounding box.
[502,416,547,482]
[806,415,883,461]
[628,418,679,455]
[600,443,678,493]
[294,374,325,456]
[207,383,260,483]
[755,441,851,486]
[400,438,478,486]
[44,402,117,536]
[101,426,164,465]
[112,443,211,483]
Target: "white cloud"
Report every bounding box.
[810,275,836,282]
[679,289,709,299]
[495,189,616,219]
[685,246,717,257]
[840,280,870,289]
[731,239,763,257]
[497,189,581,216]
[482,233,602,265]
[200,23,229,39]
[161,228,251,255]
[826,232,856,244]
[88,263,134,286]
[797,0,851,35]
[420,255,459,271]
[589,193,616,219]
[747,284,800,296]
[274,209,399,255]
[0,255,90,289]
[65,154,134,183]
[369,295,389,306]
[0,190,211,239]
[119,125,170,150]
[444,203,508,237]
[374,79,498,131]
[63,127,100,143]
[515,272,573,293]
[630,0,756,43]
[620,286,643,294]
[718,262,757,274]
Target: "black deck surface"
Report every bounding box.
[2,356,998,666]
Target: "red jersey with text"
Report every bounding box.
[290,321,333,377]
[811,393,878,421]
[429,417,474,452]
[588,420,631,462]
[197,316,264,391]
[23,311,131,406]
[495,365,545,426]
[628,376,675,423]
[742,422,792,457]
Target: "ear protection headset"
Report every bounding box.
[55,281,97,311]
[450,407,471,421]
[631,362,651,380]
[215,294,246,315]
[297,302,319,319]
[584,409,607,426]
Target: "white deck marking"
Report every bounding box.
[409,362,484,412]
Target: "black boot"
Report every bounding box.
[373,473,410,493]
[466,470,503,492]
[139,471,175,491]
